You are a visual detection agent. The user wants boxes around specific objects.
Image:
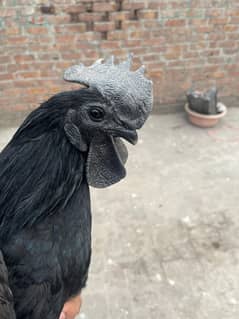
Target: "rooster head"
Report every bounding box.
[63,54,153,188]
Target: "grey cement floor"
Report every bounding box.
[1,109,239,318]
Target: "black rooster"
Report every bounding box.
[0,55,153,319]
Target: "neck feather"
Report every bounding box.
[0,98,84,239]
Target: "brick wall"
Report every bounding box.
[0,0,239,112]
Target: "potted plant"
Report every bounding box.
[185,87,227,128]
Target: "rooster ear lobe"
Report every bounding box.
[64,110,88,152]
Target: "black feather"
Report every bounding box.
[0,91,83,237]
[0,250,15,319]
[0,89,97,318]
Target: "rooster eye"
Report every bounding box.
[88,107,105,122]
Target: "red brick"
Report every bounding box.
[220,40,237,48]
[13,80,38,88]
[137,10,157,20]
[0,65,6,72]
[183,51,199,59]
[227,32,239,40]
[130,47,147,55]
[79,0,95,3]
[212,71,225,79]
[31,62,54,71]
[143,54,160,62]
[149,46,166,54]
[208,57,225,64]
[65,5,85,13]
[208,33,226,41]
[196,26,213,33]
[7,36,28,44]
[0,55,12,64]
[75,42,93,50]
[55,24,86,33]
[29,16,45,25]
[143,38,160,47]
[143,20,160,29]
[190,18,207,26]
[61,52,83,60]
[55,35,76,43]
[83,50,99,59]
[46,15,70,25]
[147,70,163,78]
[201,49,220,57]
[0,73,13,81]
[228,9,239,17]
[165,19,186,27]
[40,68,59,77]
[27,26,48,35]
[100,41,121,49]
[224,25,238,32]
[165,46,182,60]
[230,17,239,24]
[54,61,74,71]
[20,7,35,16]
[147,62,163,72]
[149,3,166,10]
[38,53,60,61]
[79,12,105,22]
[1,87,24,99]
[124,39,141,47]
[8,63,33,72]
[34,36,53,44]
[109,11,131,21]
[3,27,20,35]
[25,87,49,96]
[207,9,225,17]
[129,31,149,39]
[94,22,115,32]
[16,71,40,79]
[14,55,35,64]
[93,2,118,12]
[0,8,16,17]
[121,20,141,30]
[223,47,239,54]
[107,30,128,41]
[27,44,51,52]
[0,98,11,109]
[108,48,128,57]
[122,2,145,10]
[12,104,32,111]
[212,18,228,25]
[75,32,101,41]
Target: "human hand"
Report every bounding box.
[59,294,82,319]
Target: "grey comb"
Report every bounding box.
[63,54,153,128]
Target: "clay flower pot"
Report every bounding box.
[185,103,227,128]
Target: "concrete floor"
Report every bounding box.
[1,109,239,318]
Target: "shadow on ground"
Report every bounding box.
[1,109,239,319]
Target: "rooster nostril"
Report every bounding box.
[114,113,142,131]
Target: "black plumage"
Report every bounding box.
[0,90,95,318]
[0,250,15,319]
[0,56,152,319]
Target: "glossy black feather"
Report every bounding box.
[0,89,101,318]
[0,250,15,319]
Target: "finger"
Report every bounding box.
[61,294,82,319]
[59,312,66,319]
